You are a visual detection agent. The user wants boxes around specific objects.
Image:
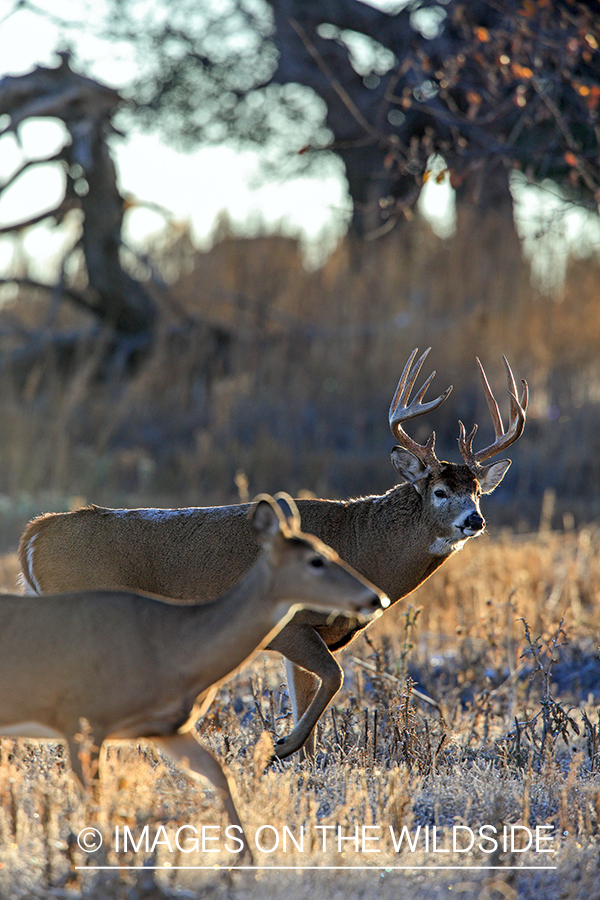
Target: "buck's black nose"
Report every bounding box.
[464,512,485,532]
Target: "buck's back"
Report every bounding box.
[20,503,261,600]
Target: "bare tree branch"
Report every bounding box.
[0,200,79,235]
[0,149,66,193]
[0,53,157,336]
[0,277,98,314]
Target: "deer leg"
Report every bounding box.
[153,732,253,864]
[284,660,319,760]
[65,730,107,819]
[66,723,104,789]
[189,684,219,720]
[271,626,343,760]
[66,735,87,789]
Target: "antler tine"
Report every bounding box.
[502,354,528,423]
[389,347,423,417]
[459,356,528,468]
[389,348,453,468]
[390,349,453,420]
[457,420,478,462]
[476,357,505,440]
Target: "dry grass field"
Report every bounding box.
[0,527,599,899]
[0,221,600,898]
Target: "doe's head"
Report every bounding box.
[249,493,388,620]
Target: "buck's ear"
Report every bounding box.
[391,447,428,491]
[478,459,511,494]
[250,496,283,542]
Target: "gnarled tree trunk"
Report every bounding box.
[0,53,157,336]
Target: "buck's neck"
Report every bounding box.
[296,486,449,603]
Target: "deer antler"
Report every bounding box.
[458,356,528,468]
[389,348,453,470]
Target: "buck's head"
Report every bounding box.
[389,349,528,556]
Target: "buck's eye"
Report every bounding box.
[310,556,325,569]
[434,489,448,499]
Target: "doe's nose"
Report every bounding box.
[359,591,390,619]
[373,592,390,610]
[464,512,485,532]
[365,590,390,610]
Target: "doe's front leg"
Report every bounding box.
[153,732,253,864]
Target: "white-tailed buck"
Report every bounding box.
[4,495,386,862]
[19,350,527,759]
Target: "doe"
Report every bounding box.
[4,494,386,860]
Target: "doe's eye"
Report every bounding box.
[434,489,448,499]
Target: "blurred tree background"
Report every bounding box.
[0,0,599,547]
[107,0,600,235]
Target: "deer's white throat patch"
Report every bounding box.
[429,535,469,557]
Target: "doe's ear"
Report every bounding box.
[250,495,284,543]
[274,492,301,533]
[391,446,428,492]
[478,459,511,494]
